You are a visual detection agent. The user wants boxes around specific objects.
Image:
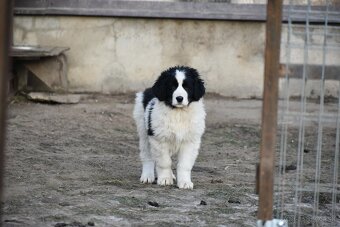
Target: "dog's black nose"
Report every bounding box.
[176,96,183,103]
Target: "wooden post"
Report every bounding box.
[0,0,12,216]
[258,0,283,221]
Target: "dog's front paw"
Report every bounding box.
[140,173,155,184]
[157,176,174,186]
[177,181,194,189]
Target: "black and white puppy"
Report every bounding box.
[133,66,206,189]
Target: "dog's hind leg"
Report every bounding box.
[133,92,155,184]
[139,136,155,184]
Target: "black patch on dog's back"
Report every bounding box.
[142,88,155,136]
[147,101,155,136]
[143,88,155,109]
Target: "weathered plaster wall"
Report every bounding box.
[13,16,266,98]
[13,16,340,98]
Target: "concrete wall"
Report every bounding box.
[13,16,340,98]
[13,16,265,98]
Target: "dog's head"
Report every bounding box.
[152,66,205,108]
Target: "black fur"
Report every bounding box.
[183,67,205,102]
[151,66,205,108]
[147,101,155,136]
[142,88,155,109]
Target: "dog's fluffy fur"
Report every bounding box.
[133,66,206,189]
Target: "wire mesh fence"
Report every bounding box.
[275,0,340,226]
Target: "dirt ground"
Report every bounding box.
[2,94,339,226]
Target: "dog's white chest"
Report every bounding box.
[166,112,193,141]
[151,101,205,143]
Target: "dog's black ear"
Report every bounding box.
[191,70,205,101]
[152,73,167,101]
[194,77,205,101]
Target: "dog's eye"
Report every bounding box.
[182,81,188,89]
[172,81,178,88]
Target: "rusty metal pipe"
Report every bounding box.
[257,0,283,221]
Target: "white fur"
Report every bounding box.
[172,70,189,107]
[133,93,206,189]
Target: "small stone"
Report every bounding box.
[200,200,207,205]
[228,199,241,204]
[285,164,297,171]
[59,202,71,207]
[70,221,85,227]
[148,201,159,207]
[210,179,223,184]
[72,221,86,227]
[87,221,95,226]
[54,223,67,227]
[280,164,297,173]
[304,149,310,153]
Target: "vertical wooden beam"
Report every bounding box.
[258,0,283,221]
[0,0,12,216]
